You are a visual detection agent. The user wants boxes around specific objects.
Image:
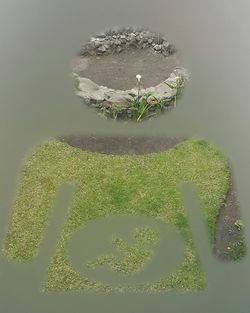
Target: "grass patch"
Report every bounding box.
[86,226,159,275]
[3,138,231,292]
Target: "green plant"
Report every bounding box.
[86,227,159,275]
[165,71,186,107]
[227,240,246,261]
[234,219,244,231]
[126,91,154,121]
[99,104,124,120]
[126,74,171,121]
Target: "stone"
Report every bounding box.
[97,45,107,54]
[162,50,169,57]
[139,39,144,46]
[103,44,110,50]
[162,41,170,49]
[148,38,153,44]
[129,37,137,46]
[97,33,106,38]
[114,39,122,46]
[154,44,162,51]
[87,50,95,56]
[93,40,102,48]
[116,46,123,53]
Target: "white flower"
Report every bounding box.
[136,74,142,82]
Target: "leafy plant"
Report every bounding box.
[126,74,171,121]
[126,91,155,121]
[165,71,187,107]
[99,104,124,120]
[234,219,244,231]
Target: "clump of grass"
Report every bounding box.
[99,104,125,120]
[227,240,246,261]
[86,227,159,275]
[234,219,243,231]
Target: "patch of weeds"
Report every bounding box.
[99,104,125,120]
[227,240,246,261]
[126,91,154,121]
[86,227,159,275]
[234,219,244,231]
[165,70,187,107]
[125,74,173,121]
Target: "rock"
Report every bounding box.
[114,39,122,46]
[148,38,153,44]
[154,44,162,51]
[93,40,102,48]
[97,45,107,54]
[87,50,95,56]
[138,39,144,46]
[103,44,110,50]
[162,50,169,57]
[162,41,170,49]
[116,46,123,53]
[129,37,137,46]
[97,33,106,38]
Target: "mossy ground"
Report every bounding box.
[3,138,231,293]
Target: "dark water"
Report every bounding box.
[1,0,250,312]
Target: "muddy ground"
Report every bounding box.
[73,49,182,90]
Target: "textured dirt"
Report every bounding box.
[73,49,182,90]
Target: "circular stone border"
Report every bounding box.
[73,27,189,121]
[78,27,177,57]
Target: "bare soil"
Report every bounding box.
[214,179,244,261]
[58,135,244,261]
[73,49,182,90]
